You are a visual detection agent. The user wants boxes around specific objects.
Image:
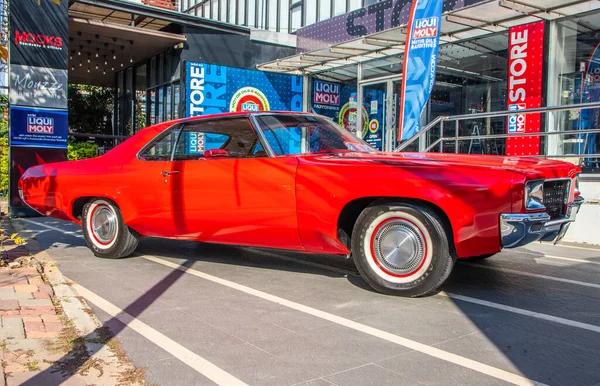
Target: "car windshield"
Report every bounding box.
[254,114,375,156]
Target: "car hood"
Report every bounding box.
[306,152,579,180]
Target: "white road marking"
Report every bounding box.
[72,283,248,386]
[536,242,600,252]
[536,255,600,266]
[144,256,544,386]
[439,292,600,334]
[462,263,600,290]
[19,218,84,238]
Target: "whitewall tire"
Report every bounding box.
[82,199,139,259]
[351,202,455,297]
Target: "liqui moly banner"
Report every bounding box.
[506,21,545,156]
[9,106,68,149]
[399,0,443,141]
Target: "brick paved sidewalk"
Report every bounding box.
[0,216,148,386]
[0,267,59,340]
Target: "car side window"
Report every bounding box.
[139,128,181,161]
[174,118,262,160]
[262,127,302,156]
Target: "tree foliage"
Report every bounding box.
[68,84,113,135]
[67,141,98,161]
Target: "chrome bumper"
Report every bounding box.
[500,196,584,248]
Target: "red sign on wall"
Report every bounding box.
[506,21,545,156]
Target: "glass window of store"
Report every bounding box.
[115,49,181,136]
[348,32,509,154]
[548,11,600,172]
[181,0,366,32]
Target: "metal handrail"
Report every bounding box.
[395,116,444,152]
[395,101,600,154]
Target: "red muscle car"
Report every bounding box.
[18,112,584,296]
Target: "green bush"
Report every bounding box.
[0,120,8,195]
[68,141,98,161]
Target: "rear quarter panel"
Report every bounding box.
[295,156,517,258]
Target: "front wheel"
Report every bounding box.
[82,199,139,259]
[351,202,455,297]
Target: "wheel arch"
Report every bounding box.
[337,197,457,258]
[72,196,121,222]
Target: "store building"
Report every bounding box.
[258,0,600,167]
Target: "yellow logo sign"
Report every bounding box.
[38,0,61,5]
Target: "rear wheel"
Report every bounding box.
[82,199,139,259]
[351,202,455,297]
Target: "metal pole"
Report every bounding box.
[302,74,310,112]
[439,120,444,153]
[356,63,363,141]
[455,120,459,154]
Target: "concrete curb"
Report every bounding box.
[10,219,102,338]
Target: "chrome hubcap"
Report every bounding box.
[92,206,117,244]
[373,220,425,275]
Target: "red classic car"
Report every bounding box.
[19,112,584,296]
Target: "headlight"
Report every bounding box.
[525,180,545,210]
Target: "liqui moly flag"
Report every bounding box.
[399,0,443,141]
[580,42,600,158]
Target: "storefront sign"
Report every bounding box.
[506,21,544,156]
[399,0,443,141]
[9,65,67,109]
[297,0,485,52]
[185,62,303,117]
[9,0,68,69]
[9,106,68,149]
[313,80,341,107]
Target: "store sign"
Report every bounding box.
[186,132,205,154]
[185,62,303,117]
[9,65,67,109]
[313,80,341,106]
[297,0,485,52]
[506,21,545,156]
[14,31,63,49]
[9,106,68,149]
[9,0,68,69]
[399,0,443,141]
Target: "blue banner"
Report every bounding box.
[399,0,443,141]
[578,42,600,167]
[185,62,303,117]
[9,106,68,149]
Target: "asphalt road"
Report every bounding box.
[16,217,600,386]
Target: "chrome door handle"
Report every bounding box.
[161,170,180,177]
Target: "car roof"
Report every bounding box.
[137,111,316,134]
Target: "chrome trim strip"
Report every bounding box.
[249,114,276,158]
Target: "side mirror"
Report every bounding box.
[204,149,229,158]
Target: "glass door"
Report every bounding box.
[359,76,402,152]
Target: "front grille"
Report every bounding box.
[543,180,569,219]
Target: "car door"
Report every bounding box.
[166,117,303,250]
[129,125,183,238]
